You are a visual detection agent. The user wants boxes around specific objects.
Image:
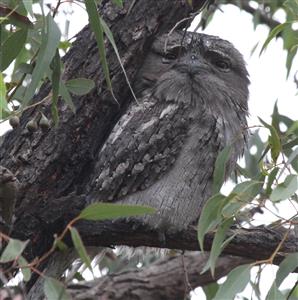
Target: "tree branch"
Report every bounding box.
[227,0,280,29]
[67,253,252,300]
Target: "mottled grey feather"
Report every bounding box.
[90,31,249,231]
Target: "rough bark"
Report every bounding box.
[0,0,206,262]
[67,253,252,300]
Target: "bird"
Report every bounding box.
[89,31,249,232]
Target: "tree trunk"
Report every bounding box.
[0,0,208,293]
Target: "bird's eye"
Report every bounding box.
[164,52,177,60]
[162,46,182,63]
[206,50,231,72]
[214,60,230,71]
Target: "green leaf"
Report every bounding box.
[79,203,156,221]
[59,40,72,52]
[59,80,75,112]
[265,167,279,196]
[112,0,123,7]
[284,0,298,17]
[276,253,298,287]
[197,193,227,251]
[260,22,291,55]
[70,227,93,273]
[213,264,251,300]
[259,118,282,162]
[23,14,61,106]
[203,217,234,276]
[0,72,8,119]
[202,283,219,300]
[212,145,231,194]
[270,175,298,202]
[51,50,61,126]
[44,277,70,300]
[266,281,286,300]
[65,78,95,96]
[99,17,138,104]
[0,238,29,263]
[18,256,31,282]
[0,28,28,71]
[222,180,263,218]
[53,239,68,252]
[85,0,115,101]
[22,0,33,17]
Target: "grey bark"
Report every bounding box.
[67,253,252,300]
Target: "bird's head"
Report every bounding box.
[136,31,249,113]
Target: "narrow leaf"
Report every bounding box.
[213,264,251,300]
[23,14,61,106]
[270,175,298,202]
[51,50,61,126]
[222,180,263,218]
[65,78,95,96]
[276,252,298,287]
[18,256,31,282]
[202,283,219,300]
[85,1,114,100]
[100,17,138,104]
[44,277,70,300]
[259,118,282,162]
[0,238,29,263]
[0,72,8,119]
[70,227,93,273]
[212,146,231,194]
[266,281,286,300]
[204,217,234,276]
[0,28,28,71]
[265,167,279,196]
[22,0,33,17]
[260,23,291,55]
[79,203,155,221]
[112,0,123,7]
[197,193,227,251]
[59,80,75,112]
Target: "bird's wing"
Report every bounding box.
[91,93,191,201]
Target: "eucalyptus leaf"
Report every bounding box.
[70,227,93,273]
[112,0,123,7]
[65,78,95,96]
[18,256,31,282]
[79,203,155,221]
[203,217,234,276]
[44,277,70,300]
[212,145,231,194]
[270,175,298,202]
[85,1,114,101]
[0,238,29,263]
[51,50,61,126]
[197,193,227,251]
[266,281,286,300]
[0,72,8,119]
[213,264,251,300]
[260,22,291,55]
[23,14,61,106]
[0,28,28,71]
[259,117,281,162]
